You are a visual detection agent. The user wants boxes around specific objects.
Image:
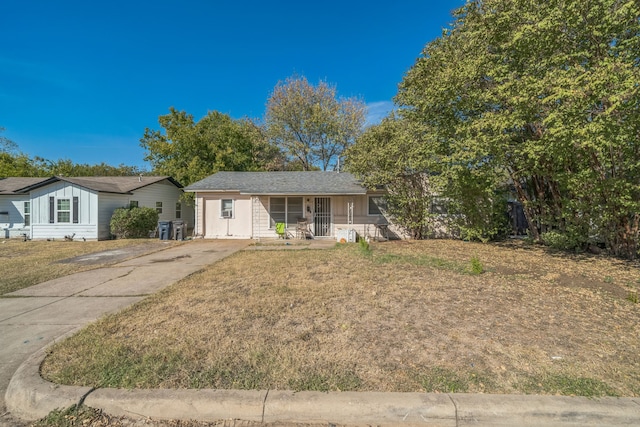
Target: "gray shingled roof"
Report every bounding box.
[185,172,368,195]
[1,176,182,194]
[0,177,49,194]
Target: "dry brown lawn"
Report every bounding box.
[42,240,640,396]
[0,239,181,295]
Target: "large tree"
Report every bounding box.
[265,75,366,171]
[393,0,640,257]
[141,108,281,186]
[1,127,147,178]
[346,115,438,239]
[0,127,18,154]
[0,127,37,177]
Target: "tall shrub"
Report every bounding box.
[110,207,159,239]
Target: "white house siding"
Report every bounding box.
[126,180,194,226]
[251,196,274,239]
[30,182,100,240]
[0,195,30,238]
[96,180,192,240]
[331,194,399,239]
[199,193,253,239]
[195,192,404,241]
[97,193,130,240]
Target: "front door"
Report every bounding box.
[314,197,331,237]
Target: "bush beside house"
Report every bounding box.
[110,207,158,239]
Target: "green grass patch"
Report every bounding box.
[358,237,371,255]
[520,373,619,397]
[372,251,470,274]
[31,404,103,427]
[469,255,484,274]
[416,367,492,393]
[288,367,362,392]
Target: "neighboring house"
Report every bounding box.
[0,176,193,240]
[184,171,393,240]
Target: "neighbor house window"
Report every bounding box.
[269,197,303,227]
[368,196,387,216]
[221,199,233,218]
[155,201,163,214]
[175,202,181,219]
[130,200,139,208]
[57,199,71,223]
[24,202,30,226]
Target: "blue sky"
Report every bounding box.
[1,1,465,169]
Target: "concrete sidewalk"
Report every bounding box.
[2,239,640,426]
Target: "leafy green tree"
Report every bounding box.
[1,128,145,178]
[36,158,147,177]
[396,0,640,257]
[0,128,43,177]
[0,153,42,178]
[141,108,280,186]
[265,75,366,171]
[346,115,437,239]
[347,113,508,240]
[0,127,18,154]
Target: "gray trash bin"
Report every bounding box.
[158,221,172,240]
[172,220,185,240]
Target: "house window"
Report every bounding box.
[221,199,233,218]
[155,201,163,214]
[130,201,139,208]
[24,202,30,226]
[368,196,387,216]
[57,199,71,223]
[269,197,303,227]
[175,202,181,219]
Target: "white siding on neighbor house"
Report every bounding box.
[128,180,194,228]
[30,182,100,240]
[97,193,130,239]
[96,180,192,240]
[0,195,30,238]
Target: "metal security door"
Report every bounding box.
[314,197,331,237]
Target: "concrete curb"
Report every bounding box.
[4,330,92,421]
[6,342,640,426]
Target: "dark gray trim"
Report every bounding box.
[73,196,79,224]
[49,197,55,224]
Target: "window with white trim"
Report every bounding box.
[175,202,182,219]
[130,200,139,208]
[155,201,163,214]
[269,197,303,228]
[221,199,233,218]
[57,199,71,223]
[368,196,387,216]
[24,201,30,226]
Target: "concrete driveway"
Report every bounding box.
[0,239,251,425]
